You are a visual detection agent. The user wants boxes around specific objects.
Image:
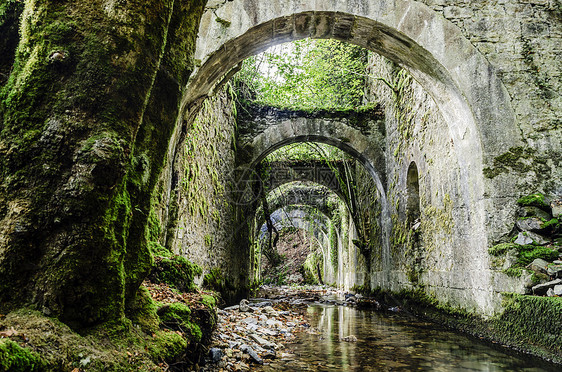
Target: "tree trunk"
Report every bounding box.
[0,0,206,327]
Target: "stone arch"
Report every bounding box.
[181,0,521,254]
[260,182,345,223]
[248,124,392,271]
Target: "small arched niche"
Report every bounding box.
[406,161,421,226]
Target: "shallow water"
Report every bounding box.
[260,304,559,371]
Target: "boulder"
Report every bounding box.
[554,285,562,296]
[240,344,263,365]
[239,299,251,312]
[526,231,551,245]
[532,278,562,295]
[209,348,223,363]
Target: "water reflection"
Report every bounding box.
[261,305,559,371]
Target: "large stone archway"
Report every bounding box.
[175,0,523,314]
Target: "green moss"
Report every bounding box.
[517,193,549,209]
[302,251,323,285]
[483,147,536,178]
[504,267,524,278]
[491,242,559,273]
[149,256,202,292]
[517,245,559,266]
[200,294,217,309]
[492,294,562,358]
[125,286,159,333]
[0,339,45,372]
[489,243,518,256]
[543,218,559,230]
[158,303,202,343]
[531,271,549,285]
[148,330,187,362]
[203,267,235,296]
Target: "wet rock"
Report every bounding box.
[527,258,549,274]
[240,344,263,364]
[341,335,358,342]
[209,348,223,363]
[239,299,251,312]
[249,334,276,349]
[532,278,562,295]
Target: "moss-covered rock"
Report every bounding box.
[517,193,550,210]
[147,330,188,363]
[157,302,202,343]
[148,256,202,292]
[125,286,159,333]
[0,339,45,372]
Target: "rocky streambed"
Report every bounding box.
[200,286,363,371]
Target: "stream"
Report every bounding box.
[258,304,559,371]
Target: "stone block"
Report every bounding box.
[547,263,562,278]
[516,217,547,232]
[527,258,549,274]
[551,199,562,218]
[532,278,562,296]
[514,232,533,245]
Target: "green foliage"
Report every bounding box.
[148,256,202,292]
[265,142,347,163]
[233,39,368,110]
[0,339,45,372]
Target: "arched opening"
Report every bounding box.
[406,161,421,225]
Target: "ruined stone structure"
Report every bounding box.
[175,0,560,317]
[0,0,560,362]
